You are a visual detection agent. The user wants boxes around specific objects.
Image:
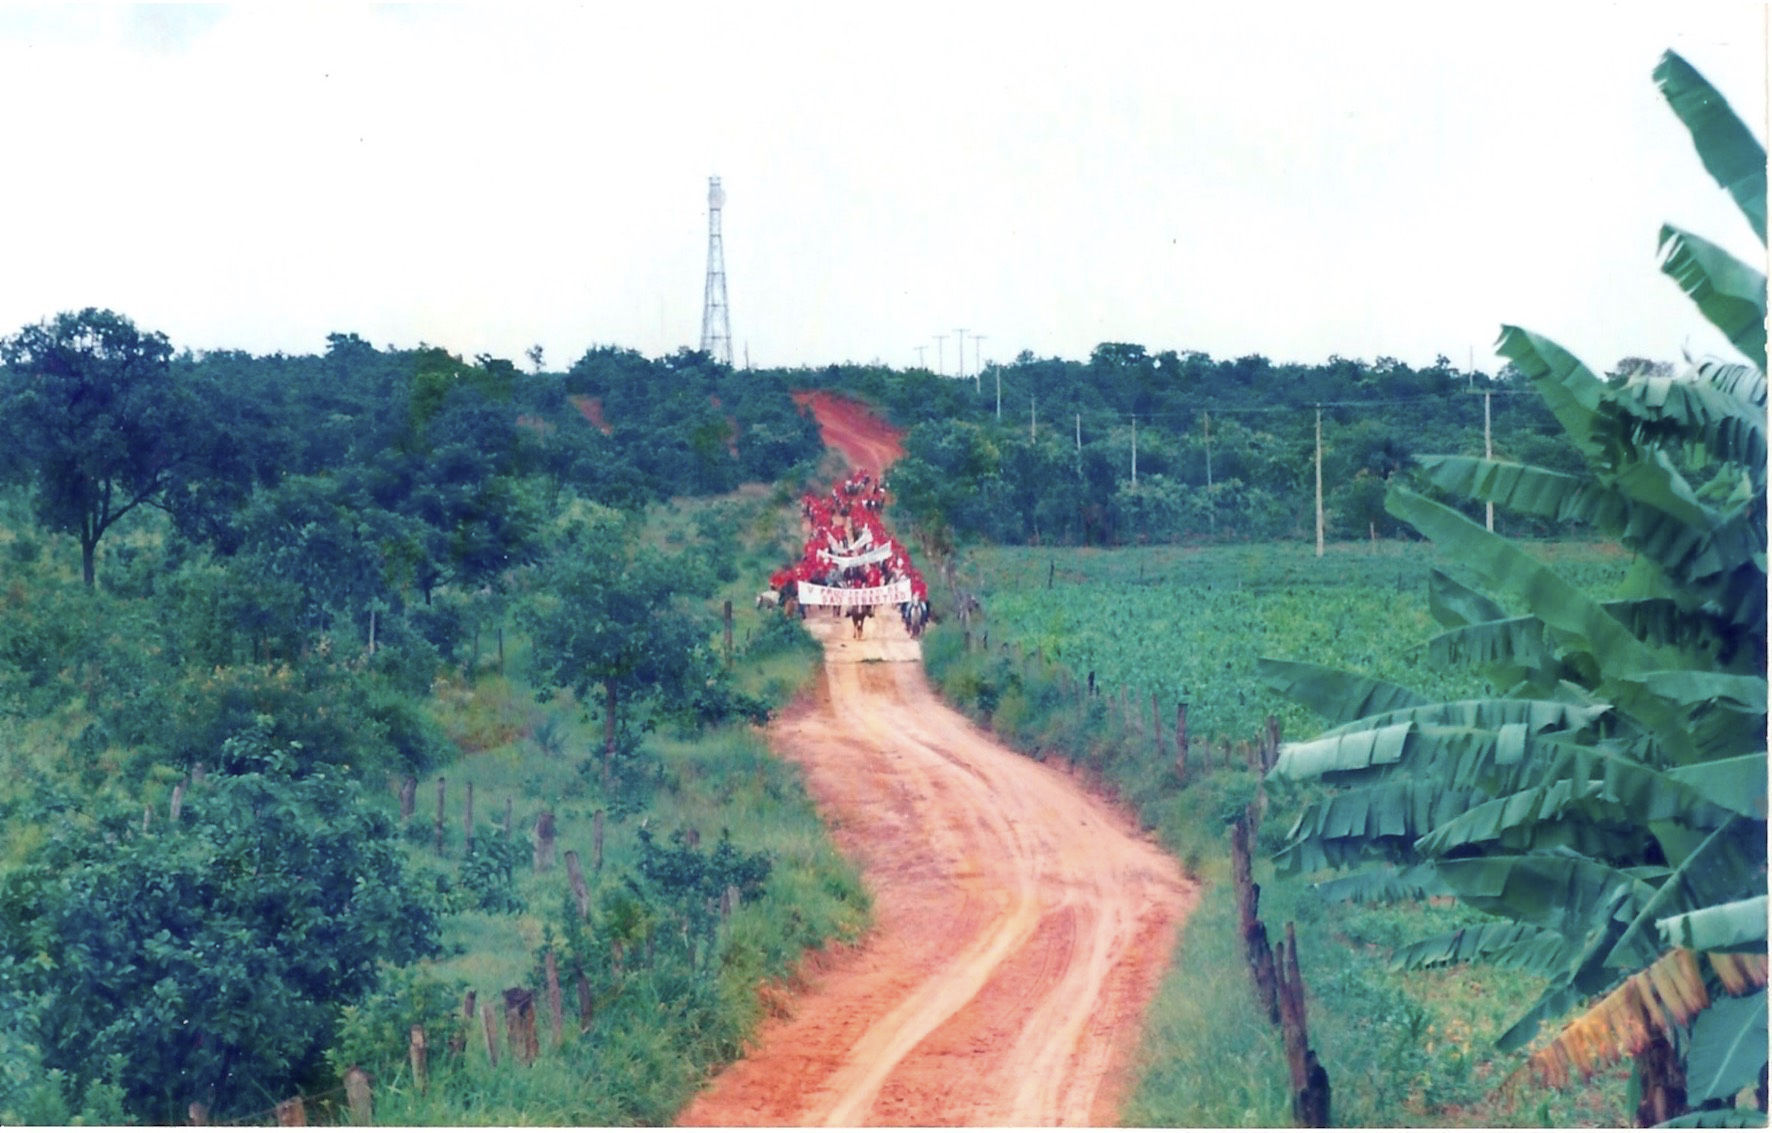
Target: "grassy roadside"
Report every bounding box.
[314,486,871,1125]
[921,540,1633,1127]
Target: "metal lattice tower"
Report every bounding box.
[699,176,732,365]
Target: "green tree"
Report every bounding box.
[0,309,213,586]
[0,724,441,1123]
[1263,51,1766,1124]
[522,510,716,784]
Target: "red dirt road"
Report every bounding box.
[791,391,906,471]
[677,618,1196,1126]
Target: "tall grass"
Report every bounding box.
[309,489,864,1125]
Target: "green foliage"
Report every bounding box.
[325,966,467,1087]
[0,309,222,586]
[459,825,528,913]
[0,725,442,1124]
[778,349,1580,548]
[1265,49,1768,1118]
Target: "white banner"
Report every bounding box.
[818,543,894,570]
[796,579,913,607]
[824,527,873,554]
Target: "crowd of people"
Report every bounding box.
[766,468,931,637]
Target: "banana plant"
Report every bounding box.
[1263,51,1767,1125]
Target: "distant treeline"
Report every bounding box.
[762,344,1634,547]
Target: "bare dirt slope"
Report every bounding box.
[677,617,1195,1126]
[790,391,906,471]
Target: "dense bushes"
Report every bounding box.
[0,727,441,1123]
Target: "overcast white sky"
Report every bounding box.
[0,3,1764,375]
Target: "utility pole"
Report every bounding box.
[1075,412,1082,475]
[955,328,967,379]
[915,345,926,370]
[1203,410,1215,533]
[934,334,946,376]
[972,334,986,393]
[1484,389,1495,532]
[1314,407,1325,558]
[1030,396,1036,441]
[1203,410,1213,489]
[995,365,1001,420]
[1131,414,1138,486]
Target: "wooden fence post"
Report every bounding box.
[344,1067,373,1125]
[723,599,733,666]
[169,783,184,822]
[408,1025,428,1092]
[533,810,556,872]
[434,776,446,855]
[1150,691,1164,764]
[546,950,564,1050]
[464,781,475,855]
[1231,815,1280,1024]
[504,988,539,1065]
[1175,702,1189,781]
[1279,922,1331,1127]
[576,969,594,1033]
[565,851,590,919]
[453,989,477,1056]
[399,775,416,821]
[275,1096,307,1126]
[481,1002,500,1067]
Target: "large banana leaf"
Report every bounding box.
[1415,752,1743,860]
[1602,596,1742,660]
[1255,657,1425,719]
[1386,487,1664,680]
[1312,862,1448,904]
[1699,359,1768,413]
[1686,989,1769,1105]
[1273,721,1547,791]
[1667,753,1769,818]
[1425,615,1556,684]
[1494,325,1611,459]
[1621,363,1767,477]
[1276,779,1486,872]
[1310,697,1608,740]
[1658,225,1768,370]
[1605,817,1761,970]
[1633,670,1767,716]
[1427,568,1508,628]
[1435,852,1655,939]
[1659,896,1770,952]
[1653,50,1767,245]
[1417,449,1754,602]
[1390,920,1572,974]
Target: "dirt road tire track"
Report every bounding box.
[677,618,1195,1126]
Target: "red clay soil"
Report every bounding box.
[568,394,612,434]
[676,618,1197,1126]
[791,391,906,471]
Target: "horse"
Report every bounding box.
[846,605,872,639]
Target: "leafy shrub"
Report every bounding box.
[459,826,527,913]
[0,725,442,1123]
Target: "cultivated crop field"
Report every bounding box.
[963,539,1635,745]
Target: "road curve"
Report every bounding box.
[677,616,1195,1126]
